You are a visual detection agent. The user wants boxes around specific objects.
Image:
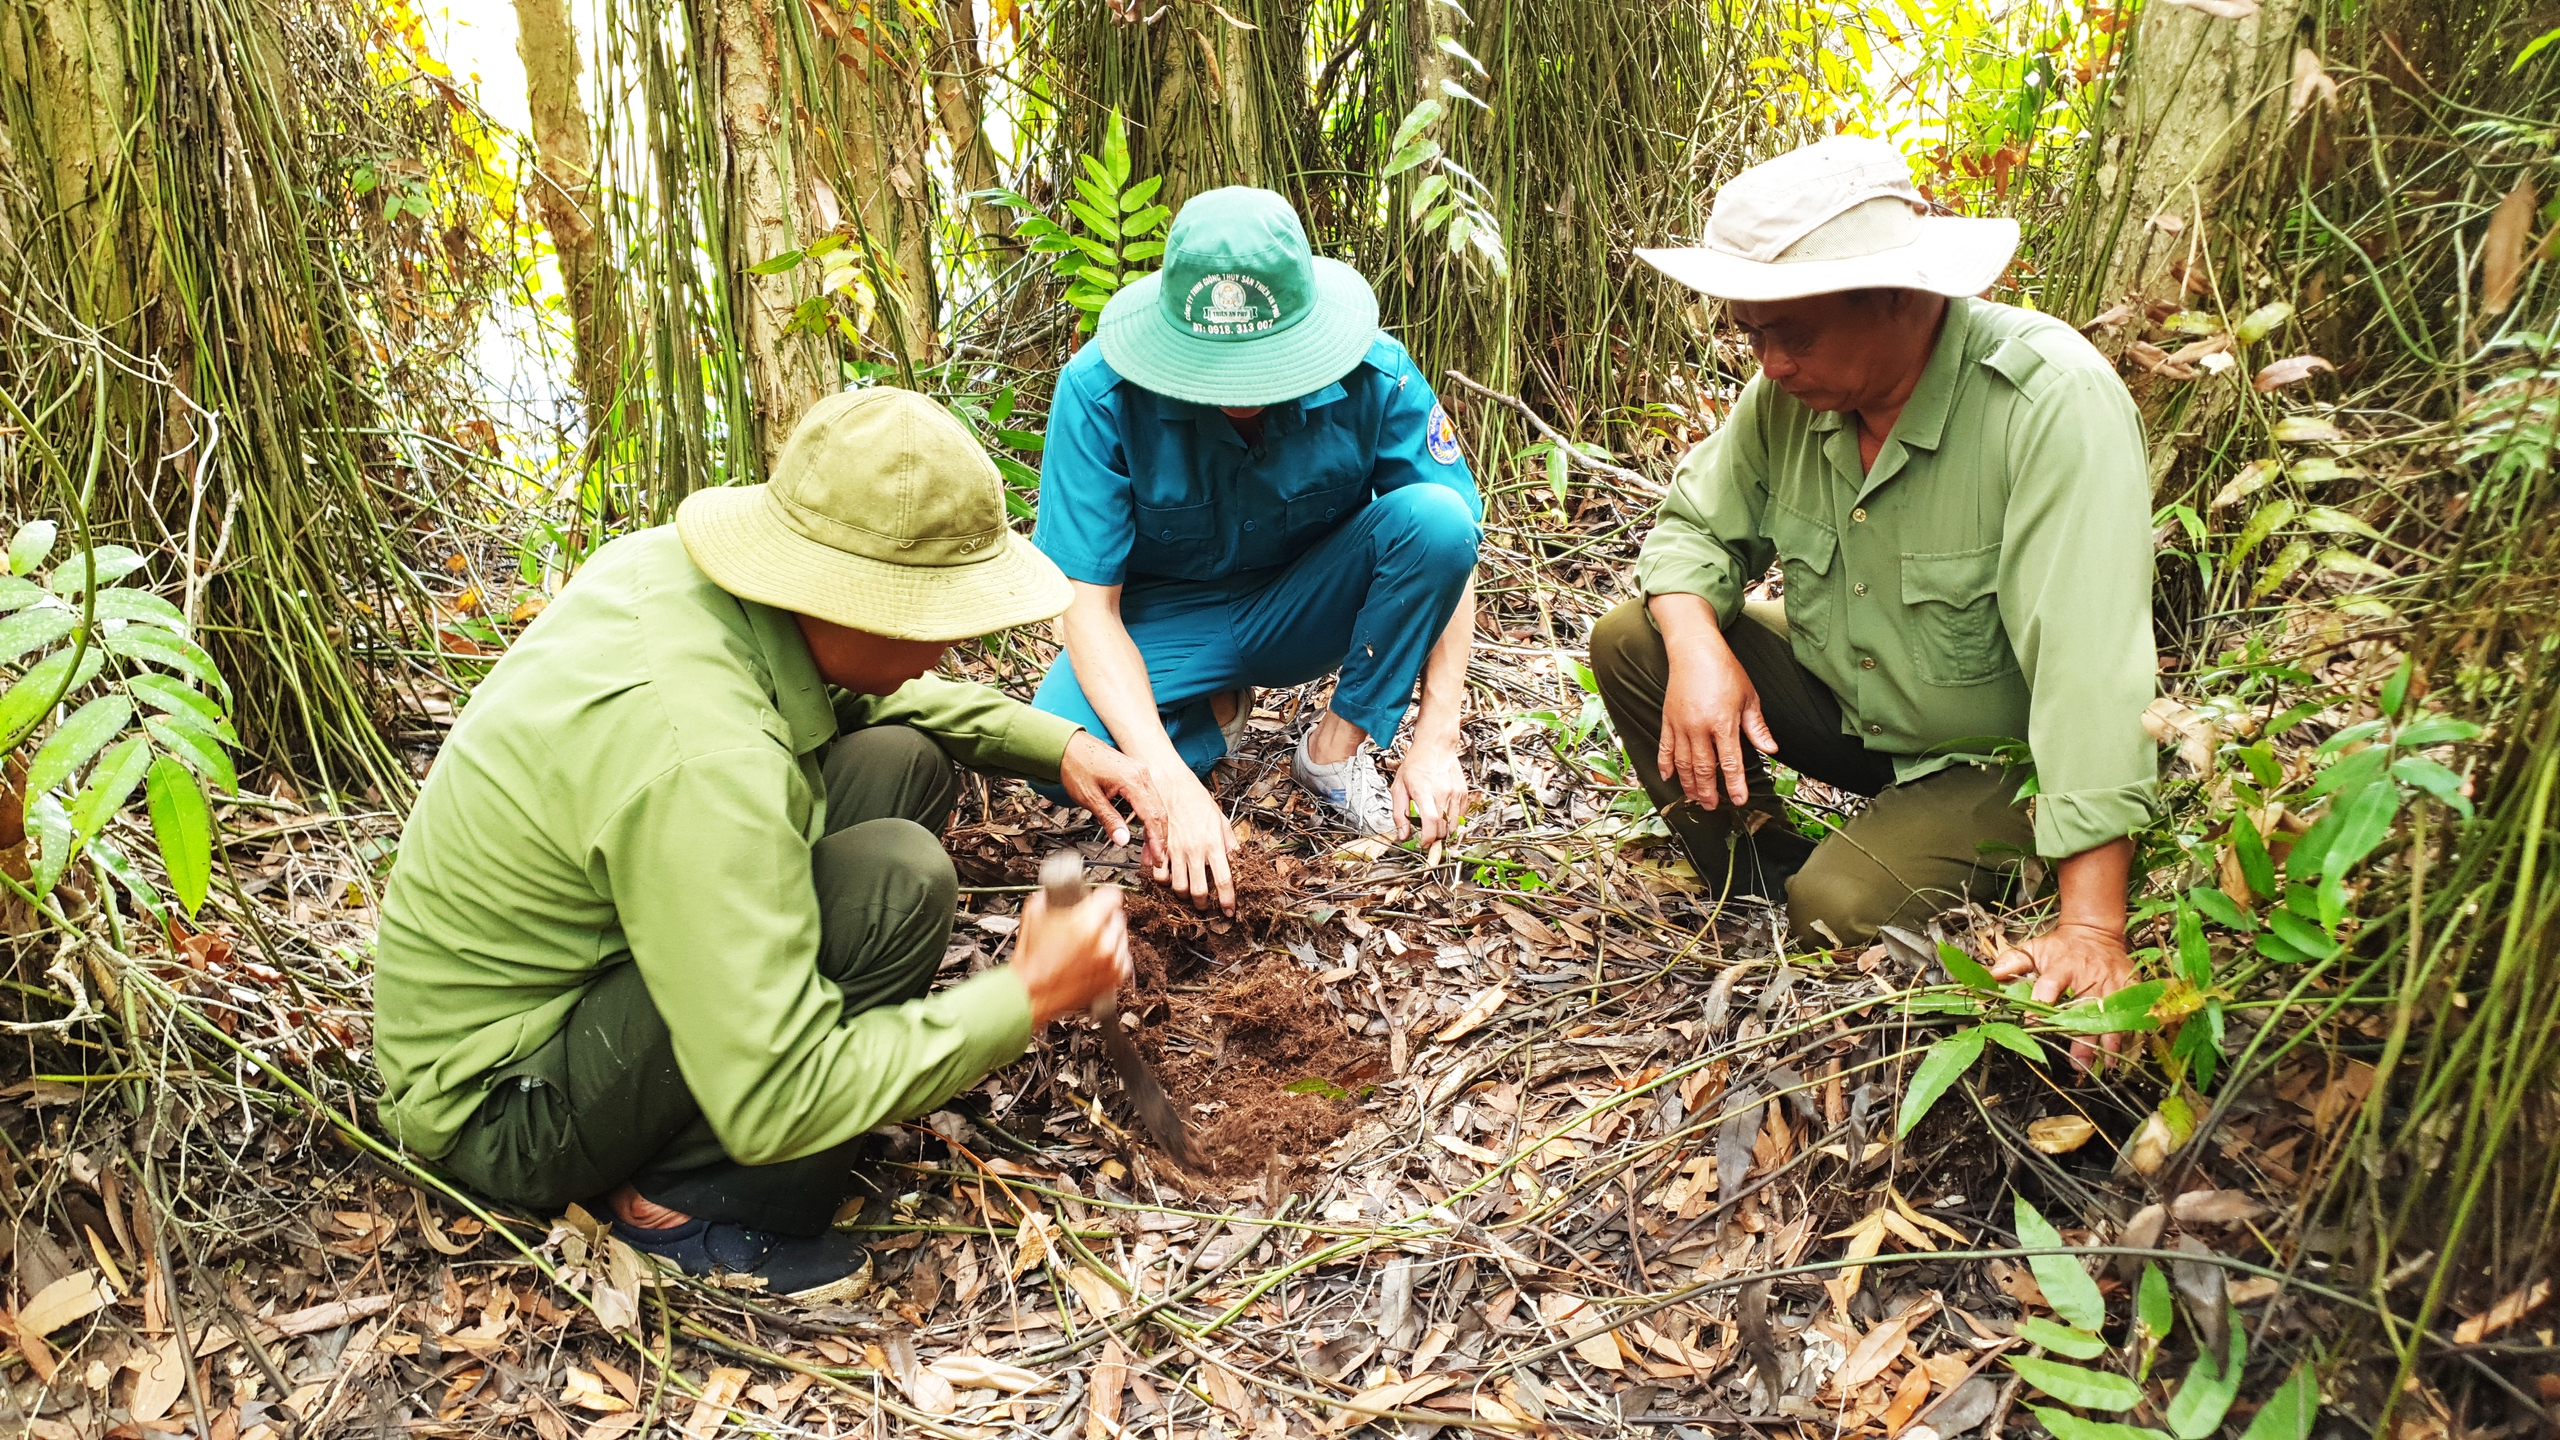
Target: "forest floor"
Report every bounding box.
[0,406,2375,1440]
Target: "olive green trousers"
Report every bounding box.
[437,725,961,1236]
[1589,598,2032,946]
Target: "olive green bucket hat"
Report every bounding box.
[675,388,1070,643]
[1096,186,1379,408]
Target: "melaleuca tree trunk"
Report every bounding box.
[711,0,833,469]
[2088,0,2307,308]
[823,16,941,371]
[514,0,628,438]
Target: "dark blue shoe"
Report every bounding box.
[612,1217,870,1302]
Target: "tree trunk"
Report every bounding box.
[712,0,832,472]
[9,0,141,323]
[1044,2,1316,225]
[928,0,1013,263]
[1149,9,1267,204]
[513,0,627,440]
[2093,0,2306,306]
[831,41,940,370]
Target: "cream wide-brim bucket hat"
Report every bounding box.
[1636,136,2020,303]
[677,388,1071,643]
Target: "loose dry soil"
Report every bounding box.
[1120,850,1383,1178]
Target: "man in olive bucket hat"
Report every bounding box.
[374,389,1167,1298]
[1591,137,2158,1034]
[1032,186,1484,915]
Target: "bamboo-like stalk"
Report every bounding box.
[515,0,628,437]
[711,0,834,471]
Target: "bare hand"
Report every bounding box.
[1661,634,1777,808]
[1990,921,2136,1070]
[1059,732,1167,872]
[1390,736,1468,845]
[1149,763,1237,915]
[1015,882,1134,1027]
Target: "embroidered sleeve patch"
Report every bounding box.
[1425,404,1462,464]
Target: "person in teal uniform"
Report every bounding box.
[1031,187,1484,914]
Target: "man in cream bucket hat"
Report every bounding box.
[1591,136,2158,1027]
[374,388,1165,1297]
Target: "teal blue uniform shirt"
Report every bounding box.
[1032,333,1481,585]
[1027,331,1484,773]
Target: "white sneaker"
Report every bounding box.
[1216,686,1253,751]
[1292,729,1398,836]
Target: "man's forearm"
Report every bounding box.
[2052,836,2133,932]
[1410,574,1476,749]
[1646,590,1725,646]
[1646,591,1741,679]
[1058,593,1187,773]
[839,677,1081,780]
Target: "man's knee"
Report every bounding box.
[823,725,958,832]
[1784,846,1900,948]
[812,817,957,986]
[1588,598,1663,699]
[825,723,949,793]
[819,816,956,909]
[1371,484,1482,576]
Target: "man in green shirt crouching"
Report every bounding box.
[1593,137,2158,1012]
[374,388,1163,1299]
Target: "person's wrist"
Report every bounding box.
[1408,724,1462,757]
[1008,955,1059,1028]
[1149,759,1209,803]
[2051,918,2126,944]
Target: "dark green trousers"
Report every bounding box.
[438,724,962,1235]
[1589,598,2032,946]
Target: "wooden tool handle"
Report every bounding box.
[1039,851,1111,1022]
[1038,850,1088,906]
[1041,850,1190,1166]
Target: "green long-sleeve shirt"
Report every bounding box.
[1635,297,2158,858]
[374,525,1081,1163]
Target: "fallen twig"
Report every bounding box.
[1443,369,1665,494]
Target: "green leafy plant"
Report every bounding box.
[987,110,1169,334]
[1514,653,1610,758]
[1895,942,2160,1136]
[1383,87,1510,279]
[2457,330,2559,515]
[0,520,239,919]
[1464,854,1554,895]
[2004,1197,2316,1440]
[1510,654,1657,820]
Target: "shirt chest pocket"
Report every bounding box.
[1900,543,2015,685]
[1130,498,1221,581]
[1279,484,1364,550]
[1767,505,1839,651]
[1271,430,1368,555]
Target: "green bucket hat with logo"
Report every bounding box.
[675,387,1070,643]
[1096,186,1380,408]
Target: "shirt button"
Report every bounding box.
[1244,520,1256,531]
[1861,656,1876,670]
[1868,723,1884,735]
[1852,582,1869,596]
[1160,529,1173,540]
[1327,507,1338,519]
[1851,507,1867,522]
